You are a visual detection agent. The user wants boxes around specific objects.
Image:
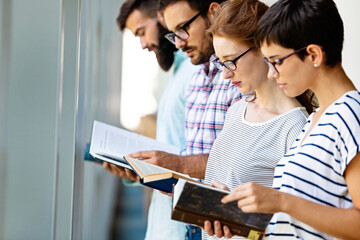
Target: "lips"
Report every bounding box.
[185,50,194,57]
[277,83,286,89]
[232,81,241,87]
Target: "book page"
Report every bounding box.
[90,121,180,162]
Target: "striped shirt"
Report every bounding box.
[183,55,242,156]
[203,99,307,240]
[266,91,360,240]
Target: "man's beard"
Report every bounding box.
[156,22,177,71]
[184,17,214,65]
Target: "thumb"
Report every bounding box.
[128,150,154,159]
[211,179,230,191]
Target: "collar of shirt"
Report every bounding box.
[198,54,221,87]
[200,54,220,76]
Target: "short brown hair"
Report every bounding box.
[208,0,268,47]
[158,0,225,15]
[117,0,158,31]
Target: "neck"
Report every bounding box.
[254,77,300,114]
[311,64,356,110]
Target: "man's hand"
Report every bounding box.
[129,150,182,172]
[129,151,208,178]
[102,162,138,182]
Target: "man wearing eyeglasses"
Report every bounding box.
[102,0,199,240]
[129,0,242,239]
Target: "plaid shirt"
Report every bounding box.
[183,55,242,155]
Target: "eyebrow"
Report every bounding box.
[267,54,280,60]
[220,53,238,60]
[173,21,187,31]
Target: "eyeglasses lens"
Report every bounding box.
[224,62,236,71]
[264,58,278,75]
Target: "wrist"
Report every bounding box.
[278,191,293,214]
[176,155,187,174]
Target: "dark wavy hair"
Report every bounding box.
[117,0,158,31]
[116,0,177,71]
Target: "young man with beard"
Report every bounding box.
[102,0,199,239]
[128,0,242,239]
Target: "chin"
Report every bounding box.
[283,89,300,98]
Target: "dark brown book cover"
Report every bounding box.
[171,180,273,240]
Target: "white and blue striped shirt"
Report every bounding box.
[266,91,360,240]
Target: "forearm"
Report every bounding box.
[281,192,360,239]
[178,154,209,179]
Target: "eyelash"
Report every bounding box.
[275,59,284,65]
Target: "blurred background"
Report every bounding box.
[0,0,359,239]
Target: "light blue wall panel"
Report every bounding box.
[0,0,9,237]
[3,0,62,239]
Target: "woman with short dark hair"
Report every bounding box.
[222,0,360,239]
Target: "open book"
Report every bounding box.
[123,156,200,193]
[172,179,273,240]
[89,120,180,170]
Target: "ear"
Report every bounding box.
[306,44,324,67]
[207,2,221,24]
[157,11,167,29]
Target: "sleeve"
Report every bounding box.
[339,103,360,174]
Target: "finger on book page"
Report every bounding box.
[128,150,156,159]
[211,179,230,191]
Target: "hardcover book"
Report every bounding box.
[172,179,273,240]
[123,156,200,193]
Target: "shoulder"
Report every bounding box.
[173,58,200,86]
[326,91,360,130]
[287,107,308,122]
[224,99,246,119]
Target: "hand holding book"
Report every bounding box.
[204,179,234,238]
[102,162,138,182]
[172,179,273,240]
[128,150,182,173]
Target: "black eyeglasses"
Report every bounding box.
[165,9,205,45]
[264,47,307,75]
[212,48,253,71]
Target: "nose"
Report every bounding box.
[267,66,278,79]
[223,68,234,79]
[174,37,186,49]
[140,38,148,50]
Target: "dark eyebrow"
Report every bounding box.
[135,26,145,36]
[268,54,280,60]
[173,21,187,31]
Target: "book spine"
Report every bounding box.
[172,209,265,240]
